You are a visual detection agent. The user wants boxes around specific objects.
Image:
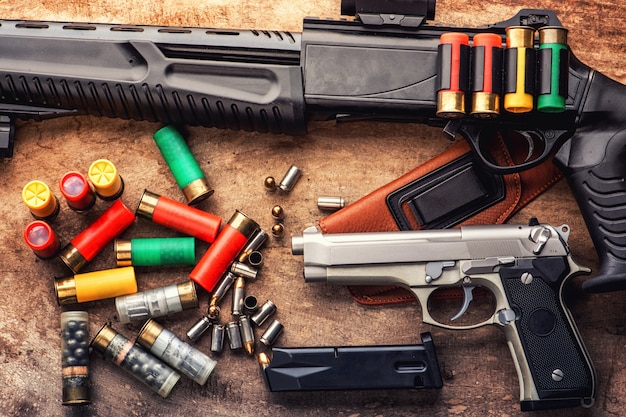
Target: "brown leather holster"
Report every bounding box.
[318,137,563,305]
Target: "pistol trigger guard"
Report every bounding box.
[450,285,475,321]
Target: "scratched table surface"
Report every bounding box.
[1,0,625,416]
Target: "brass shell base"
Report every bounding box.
[183,178,214,205]
[436,91,466,118]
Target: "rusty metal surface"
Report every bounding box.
[0,0,625,416]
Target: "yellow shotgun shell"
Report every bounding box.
[88,159,124,200]
[22,180,60,220]
[55,266,137,305]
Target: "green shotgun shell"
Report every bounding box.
[115,237,196,267]
[152,125,213,205]
[537,26,568,113]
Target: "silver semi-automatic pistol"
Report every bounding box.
[291,221,596,411]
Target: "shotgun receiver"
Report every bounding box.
[291,221,596,411]
[1,1,626,292]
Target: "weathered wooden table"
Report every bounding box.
[1,0,625,416]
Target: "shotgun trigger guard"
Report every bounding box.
[454,121,572,174]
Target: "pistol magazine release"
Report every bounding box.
[292,222,595,410]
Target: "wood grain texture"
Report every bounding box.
[0,0,625,416]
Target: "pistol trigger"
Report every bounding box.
[450,286,475,321]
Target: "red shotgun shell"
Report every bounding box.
[190,210,259,293]
[24,220,60,259]
[59,171,96,211]
[471,33,503,117]
[136,190,222,243]
[59,199,136,273]
[436,32,470,117]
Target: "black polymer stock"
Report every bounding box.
[2,1,626,292]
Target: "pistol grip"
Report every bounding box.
[499,258,595,410]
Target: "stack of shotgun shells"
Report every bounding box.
[21,125,289,406]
